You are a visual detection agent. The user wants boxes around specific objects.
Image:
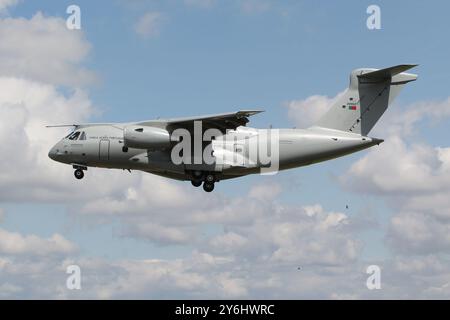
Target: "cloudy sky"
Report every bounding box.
[1,0,450,299]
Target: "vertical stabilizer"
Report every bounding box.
[315,64,418,135]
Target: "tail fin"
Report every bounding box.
[315,64,418,136]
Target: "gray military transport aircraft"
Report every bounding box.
[48,65,417,192]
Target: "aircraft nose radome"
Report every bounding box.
[48,146,57,160]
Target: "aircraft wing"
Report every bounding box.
[47,110,264,133]
[137,110,264,132]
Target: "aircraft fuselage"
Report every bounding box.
[48,124,381,183]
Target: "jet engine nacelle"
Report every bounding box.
[123,125,171,149]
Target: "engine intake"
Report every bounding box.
[124,125,171,149]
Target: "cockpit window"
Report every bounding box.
[79,132,87,141]
[65,132,74,139]
[68,132,81,140]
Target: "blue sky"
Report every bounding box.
[1,0,450,299]
[14,0,450,117]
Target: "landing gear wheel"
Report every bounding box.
[192,170,203,179]
[203,182,214,192]
[74,169,84,180]
[205,174,215,183]
[191,180,202,187]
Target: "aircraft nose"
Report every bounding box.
[48,145,58,160]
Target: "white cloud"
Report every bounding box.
[372,98,450,137]
[0,77,101,202]
[340,101,450,226]
[0,0,18,13]
[0,12,96,86]
[342,136,447,196]
[80,174,196,214]
[79,181,360,266]
[0,283,22,298]
[1,250,449,299]
[0,12,167,208]
[134,11,165,38]
[203,191,360,267]
[1,197,450,299]
[286,92,344,128]
[125,222,196,245]
[209,232,248,253]
[340,97,450,256]
[387,212,450,254]
[0,228,77,255]
[248,183,281,200]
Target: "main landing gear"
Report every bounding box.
[191,180,202,187]
[203,182,214,192]
[190,171,217,192]
[73,165,87,180]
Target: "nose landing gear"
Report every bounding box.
[73,165,87,180]
[74,169,84,180]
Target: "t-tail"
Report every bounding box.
[315,64,418,136]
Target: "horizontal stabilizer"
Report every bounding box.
[358,64,418,80]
